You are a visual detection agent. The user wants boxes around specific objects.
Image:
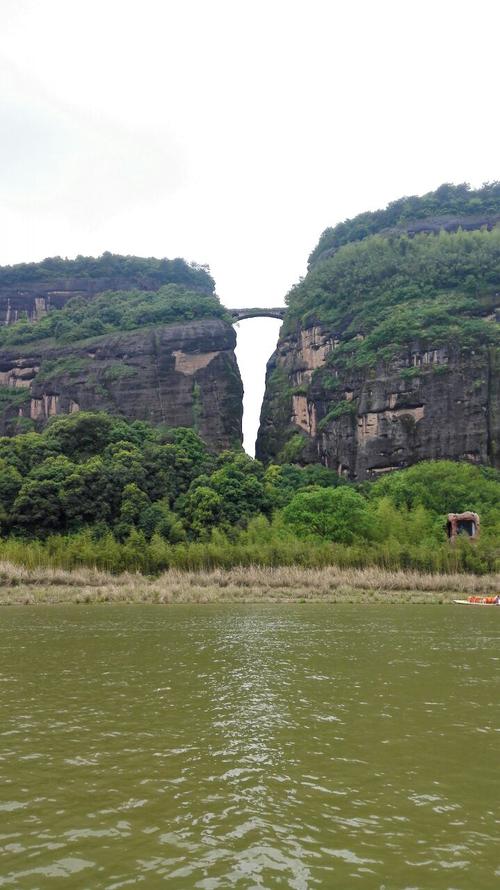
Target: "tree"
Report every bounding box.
[183,486,222,538]
[138,499,185,542]
[114,483,151,541]
[160,428,213,500]
[119,483,151,524]
[0,432,60,475]
[45,412,117,459]
[282,486,374,543]
[0,460,22,513]
[12,479,63,532]
[62,458,110,527]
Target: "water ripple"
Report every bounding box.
[0,604,499,887]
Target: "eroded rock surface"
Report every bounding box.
[0,257,242,449]
[256,322,499,479]
[0,320,242,450]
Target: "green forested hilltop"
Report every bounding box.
[308,181,500,267]
[0,252,224,347]
[283,227,500,370]
[0,412,497,575]
[0,252,215,293]
[0,284,228,347]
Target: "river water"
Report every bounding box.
[0,605,499,888]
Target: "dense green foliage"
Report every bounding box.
[308,182,500,267]
[0,413,338,541]
[0,252,222,349]
[0,252,214,292]
[0,413,497,574]
[283,487,372,543]
[0,284,228,348]
[285,227,500,368]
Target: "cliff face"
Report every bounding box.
[256,323,499,477]
[0,319,242,449]
[0,255,242,450]
[257,188,500,478]
[0,278,136,326]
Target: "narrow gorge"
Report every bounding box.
[0,183,499,482]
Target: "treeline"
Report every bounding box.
[0,252,214,293]
[0,284,228,347]
[284,226,500,369]
[0,413,498,574]
[308,181,500,266]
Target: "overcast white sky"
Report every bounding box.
[1,0,499,452]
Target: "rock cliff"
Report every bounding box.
[0,320,242,449]
[0,255,242,450]
[257,185,500,478]
[257,326,499,477]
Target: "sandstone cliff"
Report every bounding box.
[257,186,500,478]
[0,319,242,449]
[256,324,499,477]
[0,255,242,450]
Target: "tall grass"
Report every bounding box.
[0,561,498,606]
[0,523,497,576]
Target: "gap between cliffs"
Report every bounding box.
[233,317,282,456]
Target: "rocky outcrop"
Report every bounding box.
[256,323,500,478]
[0,279,118,326]
[0,319,242,450]
[0,255,242,450]
[0,254,214,325]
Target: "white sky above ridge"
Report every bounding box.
[1,0,499,453]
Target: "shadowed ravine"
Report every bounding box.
[1,605,499,888]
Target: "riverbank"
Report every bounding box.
[0,562,498,605]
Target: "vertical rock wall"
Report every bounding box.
[0,320,243,450]
[256,322,500,479]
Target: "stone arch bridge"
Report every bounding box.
[228,307,286,323]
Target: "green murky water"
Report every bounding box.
[0,604,499,888]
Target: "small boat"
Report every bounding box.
[454,596,500,606]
